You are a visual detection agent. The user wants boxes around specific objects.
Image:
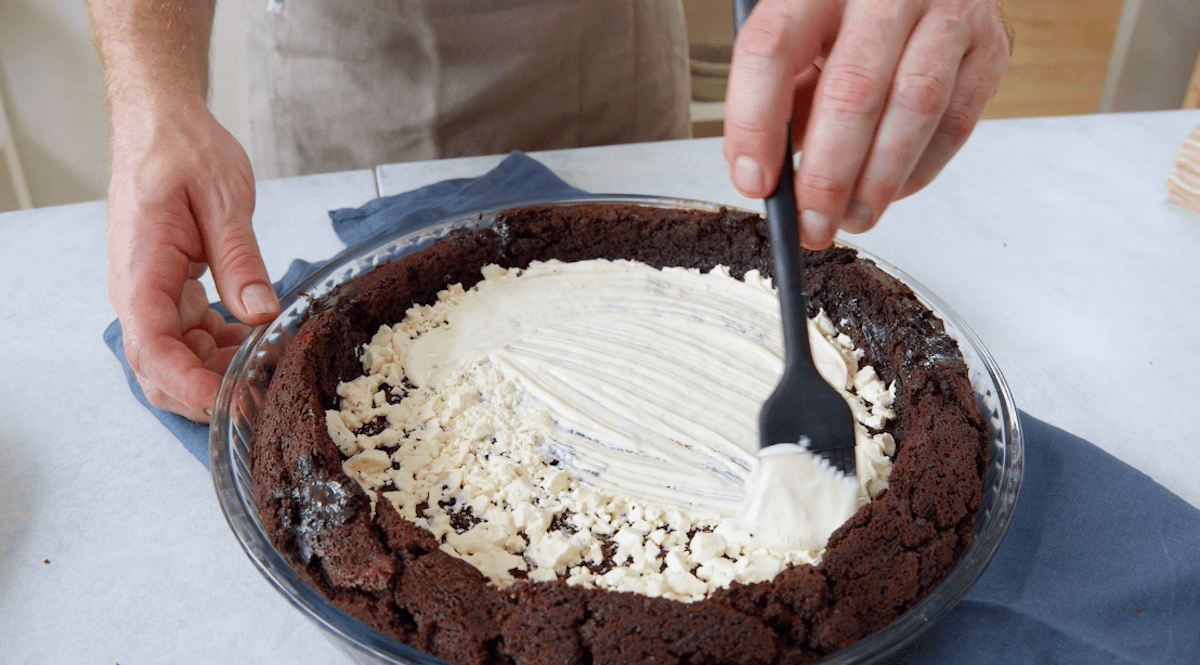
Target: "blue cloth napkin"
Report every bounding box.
[329,150,586,247]
[103,151,1200,664]
[896,414,1200,665]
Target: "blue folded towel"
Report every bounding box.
[103,151,1200,664]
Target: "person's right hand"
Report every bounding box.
[722,0,1012,249]
[105,91,278,422]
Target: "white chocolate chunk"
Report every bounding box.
[329,259,897,602]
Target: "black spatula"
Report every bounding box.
[733,0,857,476]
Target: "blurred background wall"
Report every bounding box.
[0,0,247,213]
[0,0,109,212]
[1,0,1199,212]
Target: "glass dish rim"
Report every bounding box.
[210,193,1024,665]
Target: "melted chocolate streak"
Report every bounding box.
[249,204,989,665]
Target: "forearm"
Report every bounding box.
[86,0,216,118]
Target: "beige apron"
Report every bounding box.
[241,0,691,179]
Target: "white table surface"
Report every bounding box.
[2,110,1198,663]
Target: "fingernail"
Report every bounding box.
[733,155,764,195]
[846,201,873,230]
[241,283,278,316]
[801,209,833,244]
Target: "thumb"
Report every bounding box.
[211,217,278,325]
[193,160,278,325]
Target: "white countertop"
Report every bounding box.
[2,110,1198,663]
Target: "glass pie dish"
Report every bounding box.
[210,195,1023,665]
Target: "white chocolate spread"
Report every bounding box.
[329,259,896,601]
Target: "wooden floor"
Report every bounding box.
[688,0,1128,134]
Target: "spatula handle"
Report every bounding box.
[732,0,813,371]
[764,129,813,371]
[732,0,755,28]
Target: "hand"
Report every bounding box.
[722,0,1012,248]
[105,93,278,422]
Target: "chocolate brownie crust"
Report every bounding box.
[248,203,989,664]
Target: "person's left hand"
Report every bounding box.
[722,0,1012,249]
[105,92,276,422]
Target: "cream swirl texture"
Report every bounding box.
[330,259,897,600]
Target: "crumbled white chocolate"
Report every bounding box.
[325,260,897,602]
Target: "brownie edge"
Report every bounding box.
[248,202,989,665]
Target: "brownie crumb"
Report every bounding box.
[354,416,391,437]
[549,512,577,536]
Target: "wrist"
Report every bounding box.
[106,90,214,177]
